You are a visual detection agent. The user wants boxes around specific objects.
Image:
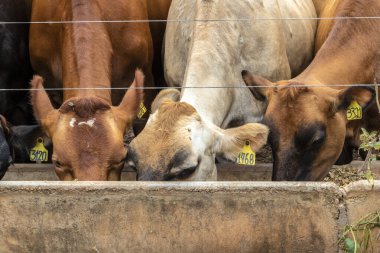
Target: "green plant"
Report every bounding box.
[359,129,380,183]
[340,212,380,253]
[340,126,380,253]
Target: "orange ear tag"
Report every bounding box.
[347,101,362,121]
[137,102,147,119]
[236,141,256,166]
[30,138,48,163]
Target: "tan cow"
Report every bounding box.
[30,0,171,180]
[128,0,318,181]
[243,0,380,181]
[312,0,345,51]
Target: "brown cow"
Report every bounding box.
[243,0,380,181]
[312,0,345,52]
[30,0,171,180]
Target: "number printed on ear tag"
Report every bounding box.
[137,102,147,119]
[347,100,362,121]
[30,137,48,162]
[236,141,256,166]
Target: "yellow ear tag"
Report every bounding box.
[30,138,48,162]
[137,102,147,119]
[236,141,256,166]
[346,100,362,121]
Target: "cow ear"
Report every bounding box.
[337,86,375,111]
[0,115,12,137]
[213,123,269,161]
[242,70,273,101]
[151,89,181,112]
[114,69,145,131]
[30,75,59,137]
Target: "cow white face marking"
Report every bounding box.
[69,118,77,128]
[78,118,96,127]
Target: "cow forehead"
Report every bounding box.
[266,88,330,122]
[154,102,199,125]
[143,102,200,136]
[134,118,194,157]
[52,112,124,160]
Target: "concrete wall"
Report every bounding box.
[0,182,341,253]
[1,164,379,253]
[343,181,380,252]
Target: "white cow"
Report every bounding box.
[128,0,317,181]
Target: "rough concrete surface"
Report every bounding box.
[342,181,380,252]
[0,182,341,253]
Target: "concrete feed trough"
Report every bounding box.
[0,163,379,253]
[0,182,341,253]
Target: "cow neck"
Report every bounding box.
[313,0,344,51]
[293,45,376,88]
[61,0,112,104]
[180,85,231,127]
[180,52,235,127]
[178,3,238,127]
[293,10,379,88]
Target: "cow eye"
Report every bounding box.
[295,123,326,151]
[311,130,326,147]
[168,164,198,180]
[312,136,324,145]
[176,165,198,179]
[53,160,62,168]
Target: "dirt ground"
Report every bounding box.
[325,164,379,186]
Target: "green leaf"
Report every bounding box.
[361,128,369,136]
[365,170,374,183]
[344,238,360,253]
[359,144,370,151]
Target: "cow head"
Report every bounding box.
[242,70,375,181]
[128,89,269,181]
[31,70,144,181]
[0,115,12,179]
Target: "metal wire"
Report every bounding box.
[1,16,380,24]
[0,84,376,91]
[0,16,378,91]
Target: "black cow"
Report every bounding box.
[0,0,34,125]
[0,116,12,179]
[0,115,52,179]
